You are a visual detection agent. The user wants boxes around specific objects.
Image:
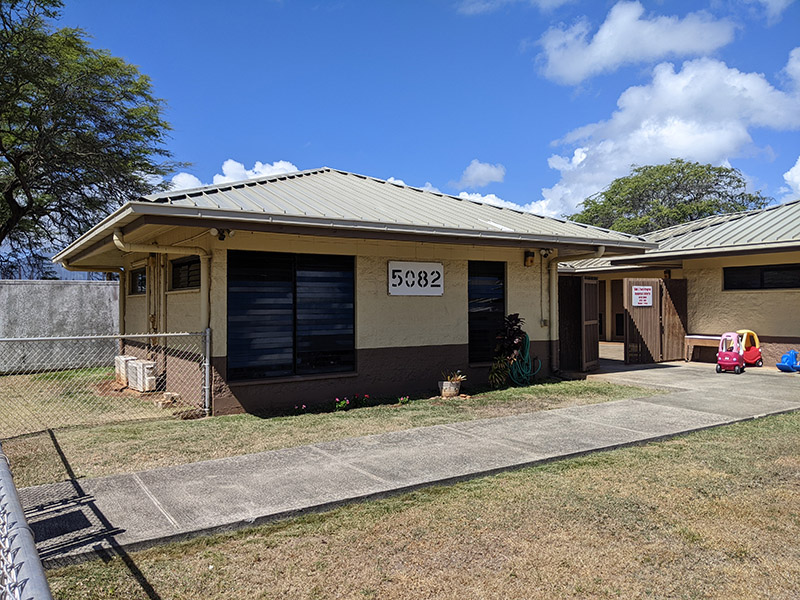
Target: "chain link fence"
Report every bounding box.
[0,332,210,440]
[1,441,54,600]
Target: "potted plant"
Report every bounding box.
[439,370,466,398]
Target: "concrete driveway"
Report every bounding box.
[588,357,800,419]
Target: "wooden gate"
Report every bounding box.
[624,278,687,364]
[558,275,599,372]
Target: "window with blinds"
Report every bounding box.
[171,257,201,289]
[227,251,355,380]
[468,261,506,364]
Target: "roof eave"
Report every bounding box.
[52,204,137,263]
[54,199,657,265]
[610,241,800,265]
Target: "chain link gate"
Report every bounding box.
[0,331,211,440]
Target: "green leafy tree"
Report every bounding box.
[0,0,175,277]
[568,159,771,236]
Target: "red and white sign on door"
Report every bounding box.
[631,285,653,307]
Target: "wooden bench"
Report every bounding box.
[684,335,721,362]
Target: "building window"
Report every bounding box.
[129,268,146,295]
[723,264,800,290]
[171,257,201,290]
[227,250,355,380]
[468,261,506,364]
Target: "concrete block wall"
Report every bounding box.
[0,280,119,373]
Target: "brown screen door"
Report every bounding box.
[581,277,599,371]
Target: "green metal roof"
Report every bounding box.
[561,199,800,272]
[55,167,653,265]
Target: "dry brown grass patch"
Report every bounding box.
[46,412,800,599]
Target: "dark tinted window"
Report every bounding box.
[468,261,505,363]
[171,257,201,289]
[724,264,800,290]
[227,251,355,380]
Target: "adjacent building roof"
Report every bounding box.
[55,168,652,267]
[562,199,800,272]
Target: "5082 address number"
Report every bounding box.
[387,261,444,296]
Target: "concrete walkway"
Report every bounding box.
[20,360,800,567]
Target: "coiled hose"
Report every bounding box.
[508,333,542,386]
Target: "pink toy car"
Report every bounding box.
[716,331,745,374]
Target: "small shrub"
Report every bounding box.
[398,395,411,405]
[333,393,370,411]
[488,357,509,389]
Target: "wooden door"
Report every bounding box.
[581,277,599,371]
[661,279,688,361]
[610,279,624,341]
[558,275,582,372]
[624,278,662,364]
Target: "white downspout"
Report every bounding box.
[547,246,605,374]
[113,228,210,330]
[119,271,126,335]
[159,254,167,333]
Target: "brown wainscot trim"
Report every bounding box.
[211,342,553,416]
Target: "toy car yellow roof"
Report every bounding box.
[736,329,760,347]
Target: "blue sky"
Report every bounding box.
[59,0,800,217]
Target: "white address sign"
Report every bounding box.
[388,261,444,296]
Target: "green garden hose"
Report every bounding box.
[508,333,541,386]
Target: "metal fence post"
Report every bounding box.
[0,441,54,600]
[203,327,212,417]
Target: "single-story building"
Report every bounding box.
[561,199,800,365]
[53,167,651,414]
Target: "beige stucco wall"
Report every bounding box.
[685,251,800,337]
[203,230,551,357]
[122,249,207,336]
[166,290,202,333]
[125,295,148,334]
[119,227,554,358]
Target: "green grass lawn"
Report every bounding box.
[0,368,191,439]
[5,380,652,487]
[46,411,800,599]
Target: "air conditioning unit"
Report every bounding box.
[114,355,137,386]
[126,359,157,392]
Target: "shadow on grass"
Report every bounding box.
[44,429,163,600]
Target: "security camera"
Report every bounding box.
[539,248,552,258]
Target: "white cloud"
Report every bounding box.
[212,159,298,184]
[457,0,571,15]
[386,177,406,186]
[170,172,203,191]
[458,191,558,217]
[169,159,299,191]
[784,156,800,196]
[421,182,441,193]
[454,159,506,189]
[543,49,800,215]
[745,0,795,23]
[538,1,736,85]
